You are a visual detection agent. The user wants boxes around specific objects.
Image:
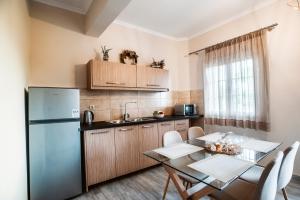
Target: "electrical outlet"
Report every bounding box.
[89,105,95,110]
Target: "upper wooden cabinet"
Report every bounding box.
[87,60,169,91]
[137,65,169,89]
[87,60,137,89]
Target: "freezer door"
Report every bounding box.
[29,88,80,121]
[29,121,82,200]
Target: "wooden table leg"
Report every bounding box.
[162,176,170,200]
[162,165,215,200]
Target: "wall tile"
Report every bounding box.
[110,99,138,109]
[89,109,111,121]
[111,108,139,120]
[80,99,110,111]
[138,99,161,108]
[80,89,109,100]
[109,91,138,100]
[80,89,201,121]
[161,91,177,99]
[138,91,161,99]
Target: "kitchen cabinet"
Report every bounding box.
[115,126,140,176]
[137,65,169,89]
[158,121,175,147]
[175,119,189,141]
[138,123,159,169]
[83,118,191,188]
[84,128,116,187]
[87,60,137,89]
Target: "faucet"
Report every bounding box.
[123,102,137,121]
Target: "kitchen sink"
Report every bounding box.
[108,117,155,124]
[126,117,155,122]
[109,120,127,124]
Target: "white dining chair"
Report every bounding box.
[209,151,284,200]
[162,131,198,199]
[188,126,205,140]
[163,130,183,147]
[240,141,299,200]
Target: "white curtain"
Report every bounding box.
[203,30,270,131]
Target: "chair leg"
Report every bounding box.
[282,188,289,200]
[162,176,170,200]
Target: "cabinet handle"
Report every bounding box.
[161,123,171,126]
[147,84,160,87]
[176,123,186,125]
[106,82,126,85]
[177,129,187,132]
[142,125,153,128]
[119,128,133,132]
[91,130,109,134]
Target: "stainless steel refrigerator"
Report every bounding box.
[28,87,82,200]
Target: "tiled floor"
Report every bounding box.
[74,166,300,200]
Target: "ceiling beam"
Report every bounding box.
[85,0,132,37]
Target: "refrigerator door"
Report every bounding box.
[29,121,82,200]
[29,87,80,121]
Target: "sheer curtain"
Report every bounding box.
[203,30,270,131]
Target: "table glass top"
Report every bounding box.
[144,133,280,190]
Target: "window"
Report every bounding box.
[205,59,255,119]
[203,30,270,131]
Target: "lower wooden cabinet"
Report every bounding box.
[115,126,140,176]
[138,123,159,169]
[175,119,190,141]
[84,128,116,187]
[84,119,190,188]
[158,121,175,147]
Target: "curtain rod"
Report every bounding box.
[187,23,278,56]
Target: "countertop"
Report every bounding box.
[81,115,203,131]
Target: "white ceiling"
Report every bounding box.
[116,0,278,39]
[33,0,93,14]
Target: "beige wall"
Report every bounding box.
[188,0,300,175]
[0,0,30,199]
[30,18,190,91]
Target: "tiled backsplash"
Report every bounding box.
[80,89,204,122]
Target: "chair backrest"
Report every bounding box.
[256,151,283,200]
[163,131,183,147]
[277,141,299,189]
[188,126,205,140]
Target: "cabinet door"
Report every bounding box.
[137,65,169,89]
[138,123,159,169]
[175,119,190,141]
[90,60,137,88]
[155,68,169,89]
[84,128,116,186]
[158,121,175,147]
[115,126,139,176]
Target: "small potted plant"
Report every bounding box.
[101,46,112,61]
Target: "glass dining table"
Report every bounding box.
[144,132,281,191]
